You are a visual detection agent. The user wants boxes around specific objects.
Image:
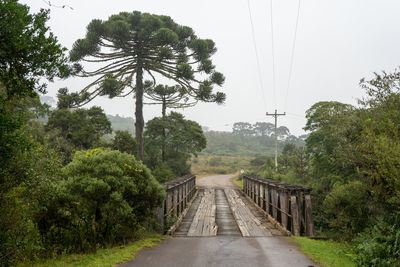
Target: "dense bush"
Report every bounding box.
[39,149,165,253]
[323,181,371,236]
[356,219,400,266]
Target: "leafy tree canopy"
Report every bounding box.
[111,130,138,156]
[0,0,68,99]
[144,112,206,176]
[69,11,225,159]
[46,106,112,162]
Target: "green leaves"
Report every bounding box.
[101,74,124,98]
[41,148,165,252]
[211,72,225,86]
[144,112,206,176]
[154,28,179,45]
[176,63,194,79]
[0,0,68,97]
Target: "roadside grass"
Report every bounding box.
[232,175,243,189]
[26,234,165,267]
[191,155,254,176]
[290,237,356,267]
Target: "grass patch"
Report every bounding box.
[290,237,356,267]
[27,234,165,267]
[232,176,243,189]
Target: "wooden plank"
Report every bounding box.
[187,189,217,236]
[225,189,272,237]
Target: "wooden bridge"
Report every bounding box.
[157,174,314,237]
[123,174,318,266]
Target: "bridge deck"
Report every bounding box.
[175,188,283,237]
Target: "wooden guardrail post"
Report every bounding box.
[290,193,301,236]
[304,190,315,237]
[242,175,314,237]
[259,182,264,210]
[271,187,278,220]
[265,183,270,215]
[279,188,289,230]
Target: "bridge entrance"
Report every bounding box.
[174,188,283,237]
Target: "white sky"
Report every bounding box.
[22,0,400,135]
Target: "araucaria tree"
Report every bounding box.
[69,11,226,159]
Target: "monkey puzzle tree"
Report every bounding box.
[144,83,196,117]
[69,11,226,159]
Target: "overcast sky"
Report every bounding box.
[22,0,400,135]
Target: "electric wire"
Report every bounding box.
[247,0,268,111]
[269,0,277,109]
[284,0,302,111]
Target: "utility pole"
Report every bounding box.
[266,110,286,171]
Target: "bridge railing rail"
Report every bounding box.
[243,175,315,236]
[158,174,196,233]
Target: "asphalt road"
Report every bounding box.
[120,175,319,267]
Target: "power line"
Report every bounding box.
[247,0,267,110]
[269,0,276,109]
[284,0,302,111]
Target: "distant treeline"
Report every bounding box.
[104,117,306,157]
[107,114,135,134]
[202,122,306,156]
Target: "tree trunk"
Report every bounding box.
[135,66,144,160]
[161,97,166,162]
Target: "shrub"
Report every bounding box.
[152,163,176,183]
[356,219,400,267]
[209,157,222,166]
[323,181,370,236]
[40,149,165,253]
[213,168,227,174]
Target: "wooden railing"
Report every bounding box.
[243,175,315,236]
[158,174,197,233]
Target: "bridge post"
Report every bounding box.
[271,187,278,220]
[255,180,260,206]
[250,179,254,200]
[304,191,315,237]
[173,185,178,217]
[157,201,165,233]
[279,188,289,230]
[290,193,301,236]
[259,183,264,210]
[265,184,270,214]
[166,186,173,224]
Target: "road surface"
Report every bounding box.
[120,174,319,267]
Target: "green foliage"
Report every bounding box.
[0,2,68,264]
[151,163,176,183]
[69,11,225,159]
[40,149,165,253]
[208,157,222,166]
[0,0,67,98]
[323,181,371,236]
[46,106,112,163]
[250,157,267,166]
[202,129,304,157]
[144,112,206,177]
[355,219,400,267]
[111,130,137,156]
